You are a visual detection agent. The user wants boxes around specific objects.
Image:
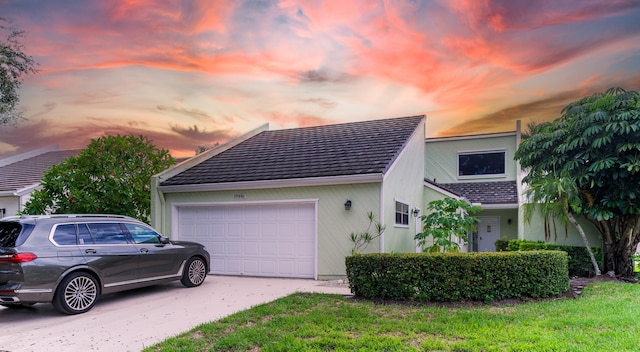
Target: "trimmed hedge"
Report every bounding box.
[346,251,569,302]
[498,239,602,277]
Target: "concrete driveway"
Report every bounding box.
[0,276,351,352]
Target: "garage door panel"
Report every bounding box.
[244,242,260,255]
[278,241,295,256]
[226,242,242,255]
[243,223,261,238]
[261,242,277,256]
[296,243,314,257]
[278,262,294,275]
[177,203,315,278]
[226,260,242,274]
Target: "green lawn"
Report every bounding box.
[145,282,640,351]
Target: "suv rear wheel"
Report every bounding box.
[53,272,99,314]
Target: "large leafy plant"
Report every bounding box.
[415,197,481,252]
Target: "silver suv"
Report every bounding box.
[0,214,210,314]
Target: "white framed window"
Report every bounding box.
[395,201,409,226]
[457,149,507,178]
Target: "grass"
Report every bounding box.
[145,282,640,351]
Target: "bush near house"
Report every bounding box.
[346,251,569,303]
[497,239,603,277]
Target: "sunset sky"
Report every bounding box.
[1,0,639,158]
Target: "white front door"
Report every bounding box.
[477,216,500,252]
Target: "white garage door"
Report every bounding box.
[175,202,316,278]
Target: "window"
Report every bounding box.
[458,150,506,177]
[52,224,77,245]
[395,201,409,226]
[124,223,161,244]
[77,224,94,245]
[87,223,129,244]
[0,223,23,247]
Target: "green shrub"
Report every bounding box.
[494,238,509,251]
[502,239,602,277]
[346,251,569,302]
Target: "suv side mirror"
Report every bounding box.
[159,235,170,244]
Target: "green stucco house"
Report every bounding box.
[151,116,602,279]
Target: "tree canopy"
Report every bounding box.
[515,87,640,277]
[0,17,38,126]
[23,135,175,222]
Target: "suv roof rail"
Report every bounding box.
[17,214,138,220]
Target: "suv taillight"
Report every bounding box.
[0,252,37,263]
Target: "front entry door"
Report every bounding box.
[477,216,500,252]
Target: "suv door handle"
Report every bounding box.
[85,249,96,254]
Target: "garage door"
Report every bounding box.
[175,202,316,278]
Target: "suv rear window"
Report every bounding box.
[0,223,25,247]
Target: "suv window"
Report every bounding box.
[124,223,161,244]
[87,223,129,244]
[77,223,93,245]
[52,224,78,245]
[0,223,23,247]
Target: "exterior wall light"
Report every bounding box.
[412,208,420,217]
[344,200,352,210]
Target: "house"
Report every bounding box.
[423,127,521,252]
[424,121,601,250]
[151,116,602,279]
[151,116,426,280]
[0,145,80,218]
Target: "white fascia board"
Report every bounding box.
[425,131,516,143]
[479,203,519,209]
[153,123,269,182]
[0,183,40,197]
[158,173,383,193]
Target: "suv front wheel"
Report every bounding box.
[53,272,99,314]
[181,257,207,287]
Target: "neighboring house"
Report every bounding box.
[0,145,80,217]
[151,116,602,279]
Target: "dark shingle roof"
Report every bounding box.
[438,181,518,204]
[162,115,424,186]
[0,150,80,192]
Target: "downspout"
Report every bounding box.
[379,183,384,253]
[515,120,525,240]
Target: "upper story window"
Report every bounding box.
[458,150,506,178]
[395,201,409,226]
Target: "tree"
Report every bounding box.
[515,87,640,277]
[22,135,175,222]
[520,168,601,276]
[415,197,481,252]
[1,17,38,126]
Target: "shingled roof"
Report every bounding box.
[0,149,80,192]
[161,115,425,186]
[437,181,518,205]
